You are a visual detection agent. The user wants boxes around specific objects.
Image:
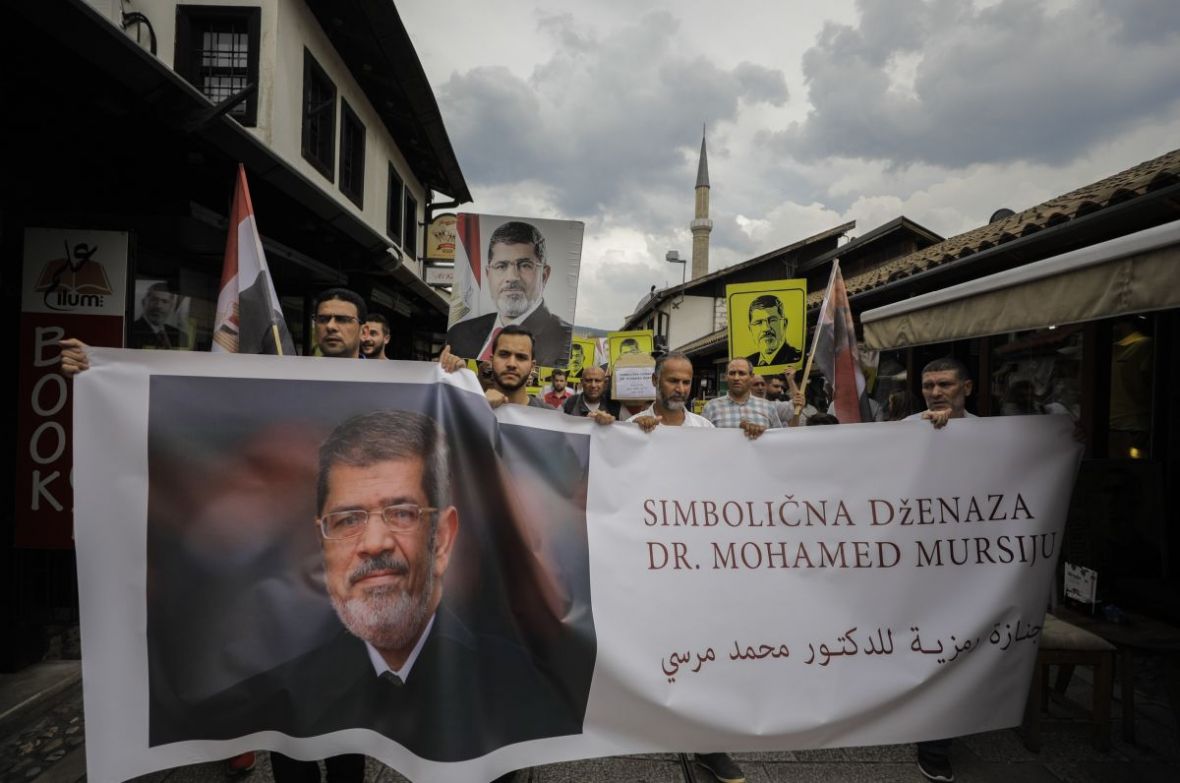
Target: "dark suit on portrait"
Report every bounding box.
[129,317,183,350]
[446,301,572,367]
[150,606,583,762]
[746,342,801,368]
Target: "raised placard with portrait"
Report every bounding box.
[725,279,807,376]
[606,329,653,370]
[567,337,597,382]
[446,214,584,368]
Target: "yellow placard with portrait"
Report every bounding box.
[526,365,543,398]
[726,280,807,376]
[606,330,654,369]
[567,338,597,381]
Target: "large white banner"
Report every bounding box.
[73,351,1081,783]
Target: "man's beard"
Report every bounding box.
[661,394,686,412]
[330,549,435,652]
[494,368,528,392]
[758,333,781,352]
[495,287,533,318]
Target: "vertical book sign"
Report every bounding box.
[17,228,128,547]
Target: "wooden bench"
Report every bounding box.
[1021,613,1115,751]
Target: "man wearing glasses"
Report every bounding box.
[445,221,573,368]
[176,410,574,765]
[312,288,367,358]
[744,294,801,369]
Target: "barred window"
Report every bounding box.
[175,6,260,127]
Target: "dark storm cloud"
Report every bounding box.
[775,0,1180,167]
[436,11,789,218]
[437,66,546,183]
[1103,0,1180,44]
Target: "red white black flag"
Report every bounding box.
[212,165,295,355]
[808,259,871,423]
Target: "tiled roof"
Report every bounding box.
[808,147,1180,306]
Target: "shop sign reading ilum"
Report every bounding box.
[17,228,128,548]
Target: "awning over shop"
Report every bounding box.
[861,219,1180,350]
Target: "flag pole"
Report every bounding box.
[800,341,818,385]
[270,323,284,356]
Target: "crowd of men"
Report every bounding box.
[59,285,973,783]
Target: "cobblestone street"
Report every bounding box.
[2,663,1177,783]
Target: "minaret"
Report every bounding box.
[690,127,713,280]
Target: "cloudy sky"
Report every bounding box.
[400,0,1180,330]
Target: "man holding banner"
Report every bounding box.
[902,356,978,782]
[562,365,620,423]
[702,358,783,439]
[906,357,976,429]
[629,352,710,432]
[628,352,746,783]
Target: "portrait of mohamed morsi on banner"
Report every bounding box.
[141,370,596,763]
[445,214,584,368]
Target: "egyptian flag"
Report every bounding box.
[808,259,872,423]
[212,165,296,355]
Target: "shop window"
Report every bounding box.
[990,325,1083,421]
[338,99,365,208]
[403,191,418,260]
[175,6,261,127]
[386,164,403,245]
[1108,316,1154,460]
[131,262,306,355]
[301,50,336,181]
[130,263,225,352]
